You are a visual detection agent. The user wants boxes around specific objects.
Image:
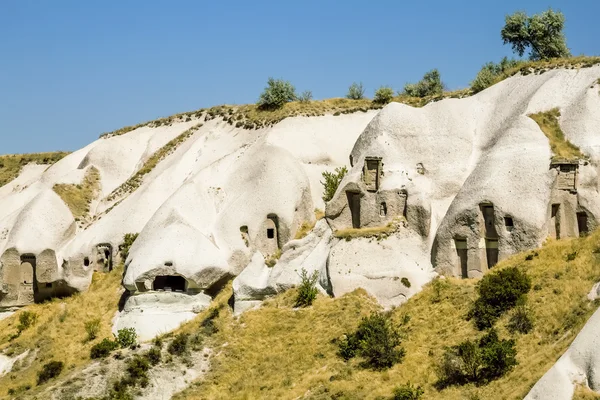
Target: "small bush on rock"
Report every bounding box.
[90,338,119,359]
[168,332,189,356]
[119,233,138,260]
[298,90,313,103]
[126,355,150,381]
[115,327,137,348]
[346,82,365,100]
[201,307,220,336]
[144,347,161,365]
[257,78,297,109]
[374,86,394,104]
[403,69,444,97]
[37,361,64,385]
[338,312,405,370]
[392,382,424,400]
[471,57,521,93]
[470,266,531,330]
[437,329,517,387]
[321,166,348,202]
[295,268,319,307]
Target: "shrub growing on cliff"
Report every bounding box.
[168,332,189,356]
[437,329,517,387]
[257,78,297,109]
[17,311,37,334]
[403,69,443,97]
[321,166,348,202]
[471,57,522,93]
[469,266,531,330]
[392,382,424,400]
[346,82,365,100]
[338,312,405,370]
[85,318,101,341]
[115,327,137,348]
[295,268,319,307]
[119,233,138,260]
[90,338,119,359]
[374,86,394,104]
[37,361,64,385]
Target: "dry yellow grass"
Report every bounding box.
[529,108,585,161]
[0,152,69,188]
[574,385,600,400]
[52,166,101,220]
[0,267,124,398]
[176,230,600,400]
[294,209,326,240]
[334,223,397,240]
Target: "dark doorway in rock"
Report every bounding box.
[480,204,498,238]
[380,202,387,217]
[504,216,514,232]
[454,239,468,278]
[485,239,499,269]
[153,275,186,292]
[347,191,361,228]
[267,228,275,239]
[577,212,589,236]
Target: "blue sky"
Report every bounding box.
[1,0,599,155]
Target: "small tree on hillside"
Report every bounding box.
[257,78,297,109]
[471,57,522,93]
[374,86,394,104]
[501,9,570,60]
[403,69,444,98]
[321,166,348,202]
[346,82,366,100]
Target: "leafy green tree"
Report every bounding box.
[374,86,394,104]
[321,166,348,202]
[501,9,570,60]
[257,78,297,109]
[471,57,522,93]
[403,69,444,98]
[295,268,319,307]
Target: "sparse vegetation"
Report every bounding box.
[168,332,190,356]
[53,166,100,220]
[501,8,570,60]
[506,304,534,334]
[334,222,397,241]
[119,233,139,261]
[16,311,37,334]
[346,82,366,100]
[321,166,348,202]
[84,318,101,341]
[107,123,202,200]
[437,329,517,387]
[115,327,137,348]
[295,268,319,307]
[257,78,297,109]
[265,249,282,267]
[90,338,119,359]
[144,347,162,365]
[298,90,313,103]
[470,266,531,330]
[392,382,424,400]
[37,361,64,385]
[338,312,405,370]
[471,57,522,93]
[403,69,444,98]
[374,86,395,104]
[0,151,69,188]
[529,108,585,161]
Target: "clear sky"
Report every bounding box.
[1,0,599,155]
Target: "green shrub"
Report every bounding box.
[295,268,319,307]
[115,327,137,348]
[437,329,517,387]
[201,308,220,336]
[144,347,161,365]
[37,361,64,385]
[298,90,313,103]
[471,57,522,93]
[85,318,101,341]
[470,266,531,330]
[321,166,348,202]
[374,86,394,104]
[403,69,444,97]
[506,304,534,334]
[392,382,424,400]
[126,355,150,381]
[168,332,189,356]
[338,312,405,370]
[90,338,119,359]
[17,311,37,334]
[119,233,139,260]
[257,78,297,109]
[346,82,365,100]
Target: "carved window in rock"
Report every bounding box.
[363,157,382,192]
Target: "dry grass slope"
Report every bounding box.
[176,230,600,400]
[0,267,124,399]
[529,108,585,161]
[0,152,69,188]
[52,166,101,220]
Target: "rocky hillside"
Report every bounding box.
[1,59,600,399]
